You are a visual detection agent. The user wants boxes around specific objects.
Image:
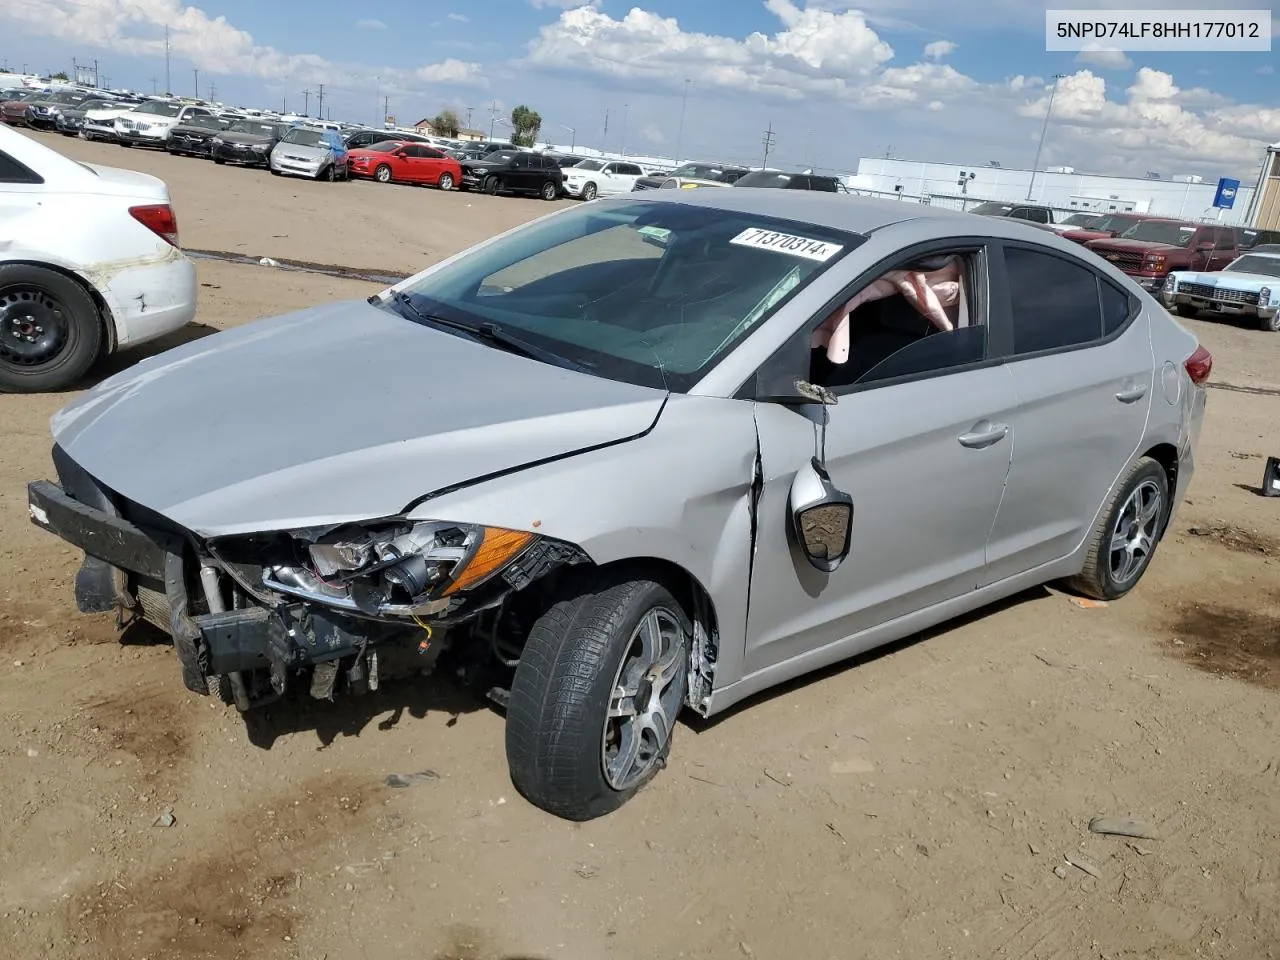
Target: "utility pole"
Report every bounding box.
[1027,73,1066,201]
[673,78,690,164]
[620,102,629,157]
[303,89,311,116]
[383,95,389,127]
[192,68,198,99]
[164,26,171,95]
[149,77,158,94]
[602,106,609,152]
[93,58,99,88]
[465,106,474,130]
[761,122,776,168]
[316,83,325,120]
[208,81,216,102]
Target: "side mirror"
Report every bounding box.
[789,457,854,572]
[1196,241,1214,252]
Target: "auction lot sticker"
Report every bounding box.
[730,228,843,262]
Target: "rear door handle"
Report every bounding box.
[1115,383,1148,403]
[957,421,1009,449]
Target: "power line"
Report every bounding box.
[761,122,776,167]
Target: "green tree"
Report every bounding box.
[510,104,542,147]
[50,70,69,81]
[430,109,460,137]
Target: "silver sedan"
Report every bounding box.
[28,189,1210,820]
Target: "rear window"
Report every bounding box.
[0,149,43,184]
[970,202,1015,216]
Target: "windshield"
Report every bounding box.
[1120,220,1196,246]
[573,159,606,172]
[969,202,1014,216]
[735,171,797,188]
[669,164,735,181]
[484,150,520,162]
[1061,213,1101,227]
[1091,214,1142,233]
[393,200,858,391]
[183,114,223,129]
[282,127,326,146]
[50,92,90,105]
[133,101,183,117]
[1226,254,1280,278]
[228,121,278,137]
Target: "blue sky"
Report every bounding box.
[2,0,1276,179]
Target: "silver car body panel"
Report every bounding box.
[43,188,1206,717]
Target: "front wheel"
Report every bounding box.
[506,571,690,821]
[374,164,392,183]
[212,157,226,165]
[581,182,597,202]
[0,265,103,393]
[1065,457,1170,601]
[1260,312,1280,333]
[437,172,455,191]
[483,175,500,195]
[540,180,559,201]
[320,164,336,182]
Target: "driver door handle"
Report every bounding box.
[957,421,1009,449]
[1115,383,1148,403]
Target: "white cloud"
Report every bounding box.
[524,0,989,106]
[446,12,469,21]
[357,18,386,30]
[0,0,485,96]
[640,123,666,144]
[926,100,944,111]
[923,40,955,60]
[1016,67,1280,172]
[1074,46,1132,70]
[1259,64,1275,75]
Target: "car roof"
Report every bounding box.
[620,186,976,235]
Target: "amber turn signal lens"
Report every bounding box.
[441,527,534,595]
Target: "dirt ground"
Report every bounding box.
[2,130,1279,960]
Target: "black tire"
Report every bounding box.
[1174,303,1197,318]
[269,168,282,176]
[506,569,690,821]
[1065,457,1170,601]
[1260,312,1280,333]
[374,164,392,183]
[119,140,132,148]
[483,175,500,195]
[212,156,226,165]
[540,180,558,201]
[437,172,454,191]
[0,264,103,393]
[581,182,597,202]
[320,164,335,182]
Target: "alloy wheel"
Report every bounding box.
[1108,479,1163,585]
[601,607,685,791]
[438,173,454,190]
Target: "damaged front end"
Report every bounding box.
[29,446,590,712]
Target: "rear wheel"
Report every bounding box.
[1065,457,1169,601]
[0,265,103,393]
[438,172,455,191]
[506,569,690,821]
[540,180,558,201]
[375,164,392,183]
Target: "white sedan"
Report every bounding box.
[0,125,197,392]
[561,159,649,201]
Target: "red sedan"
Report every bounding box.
[348,141,462,189]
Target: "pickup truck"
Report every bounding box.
[1086,221,1243,294]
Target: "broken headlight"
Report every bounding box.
[263,520,536,618]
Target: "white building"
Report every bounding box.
[852,156,1261,225]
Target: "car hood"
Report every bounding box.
[49,299,667,537]
[84,105,137,121]
[169,123,219,137]
[216,131,274,146]
[462,158,508,170]
[1174,270,1276,288]
[1089,238,1181,252]
[274,142,331,159]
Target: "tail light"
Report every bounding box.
[129,203,179,247]
[1184,344,1212,386]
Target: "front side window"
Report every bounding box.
[1004,247,1103,354]
[393,200,858,391]
[0,148,42,184]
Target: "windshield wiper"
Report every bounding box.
[385,290,591,374]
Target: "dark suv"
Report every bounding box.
[733,170,841,192]
[460,150,563,200]
[968,200,1058,225]
[344,129,432,150]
